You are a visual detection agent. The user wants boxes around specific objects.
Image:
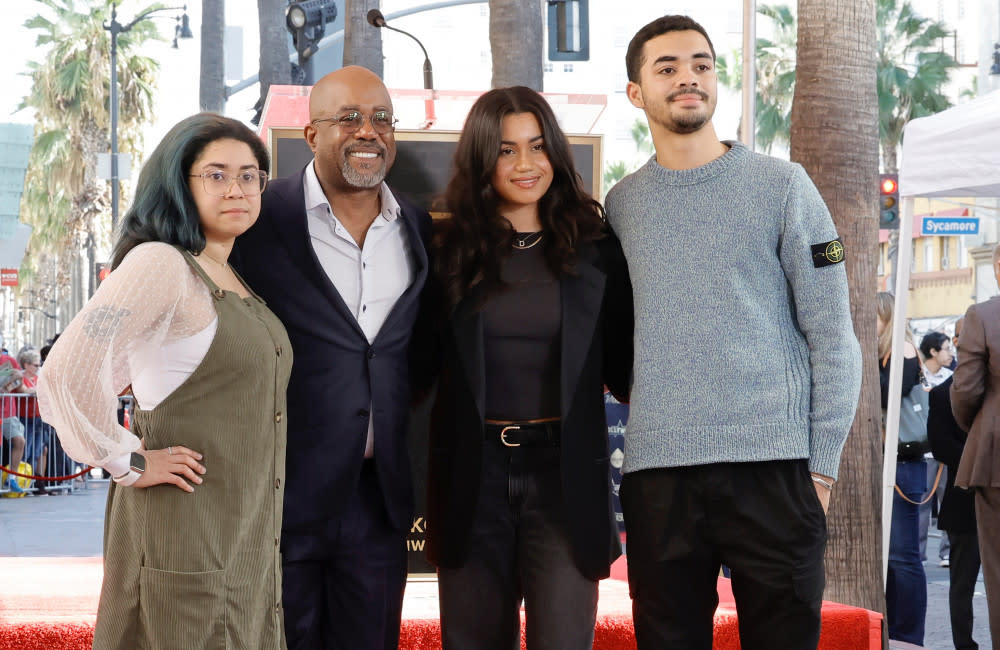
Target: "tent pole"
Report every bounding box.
[882,196,916,585]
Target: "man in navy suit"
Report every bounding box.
[234,66,432,650]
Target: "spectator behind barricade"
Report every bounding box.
[1,335,28,494]
[35,334,73,482]
[878,291,929,645]
[918,330,953,567]
[17,348,50,495]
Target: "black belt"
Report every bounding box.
[484,421,561,448]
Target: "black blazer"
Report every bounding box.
[928,376,977,534]
[232,169,432,533]
[423,233,633,581]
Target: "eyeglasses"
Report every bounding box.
[189,170,268,197]
[310,110,398,134]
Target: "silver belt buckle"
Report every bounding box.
[500,425,521,447]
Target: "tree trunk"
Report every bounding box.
[343,0,384,76]
[200,0,227,113]
[489,0,543,90]
[256,0,292,116]
[790,0,885,616]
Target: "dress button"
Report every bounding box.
[275,345,282,356]
[212,288,225,300]
[368,349,376,359]
[275,537,279,547]
[274,478,281,489]
[275,412,282,423]
[356,409,369,418]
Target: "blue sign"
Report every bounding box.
[922,217,979,236]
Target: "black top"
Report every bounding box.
[482,241,561,420]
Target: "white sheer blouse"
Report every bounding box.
[37,243,219,475]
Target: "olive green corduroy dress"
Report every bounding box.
[93,251,293,650]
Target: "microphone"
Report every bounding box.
[367,9,386,28]
[365,9,434,92]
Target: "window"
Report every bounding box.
[878,243,885,276]
[923,239,934,271]
[958,236,969,267]
[563,63,574,73]
[544,63,554,73]
[911,241,917,272]
[480,5,488,17]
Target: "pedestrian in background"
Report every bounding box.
[929,317,982,650]
[878,291,929,646]
[951,243,1000,647]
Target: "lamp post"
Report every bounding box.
[103,3,192,234]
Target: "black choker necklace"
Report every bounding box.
[513,231,544,250]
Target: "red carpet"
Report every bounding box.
[0,556,880,649]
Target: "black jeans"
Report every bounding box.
[621,459,827,650]
[438,443,598,650]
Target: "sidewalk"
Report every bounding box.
[0,484,992,648]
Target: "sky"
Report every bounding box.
[1,1,262,145]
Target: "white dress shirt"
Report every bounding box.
[303,161,416,457]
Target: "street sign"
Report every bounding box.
[1,268,18,286]
[921,217,979,236]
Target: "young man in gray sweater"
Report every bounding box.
[605,15,862,650]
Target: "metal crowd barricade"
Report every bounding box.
[0,393,135,496]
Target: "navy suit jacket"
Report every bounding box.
[233,168,432,533]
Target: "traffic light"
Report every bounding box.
[879,173,899,229]
[547,0,589,61]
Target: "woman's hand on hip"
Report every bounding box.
[133,446,206,492]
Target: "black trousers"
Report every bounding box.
[947,530,982,650]
[620,459,827,650]
[281,460,407,650]
[438,444,598,650]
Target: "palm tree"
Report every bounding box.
[877,0,957,172]
[629,119,654,156]
[791,0,884,615]
[255,0,292,124]
[200,0,226,112]
[19,0,160,298]
[718,3,797,154]
[343,0,384,76]
[723,0,956,166]
[489,0,542,90]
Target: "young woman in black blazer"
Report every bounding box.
[422,86,633,650]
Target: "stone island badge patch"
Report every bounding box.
[811,238,845,268]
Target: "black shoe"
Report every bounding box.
[34,482,48,496]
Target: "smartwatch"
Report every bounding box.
[129,452,147,474]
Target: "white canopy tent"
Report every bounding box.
[883,88,1000,580]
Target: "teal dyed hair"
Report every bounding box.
[111,113,270,269]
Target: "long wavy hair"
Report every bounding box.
[434,86,605,312]
[110,113,270,269]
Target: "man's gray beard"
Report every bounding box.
[341,158,386,189]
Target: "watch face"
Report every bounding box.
[129,452,146,473]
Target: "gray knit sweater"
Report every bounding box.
[605,142,862,480]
